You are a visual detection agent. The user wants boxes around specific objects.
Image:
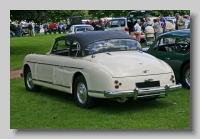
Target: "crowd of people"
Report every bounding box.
[12,13,187,40]
[132,13,186,42]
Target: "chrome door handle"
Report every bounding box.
[165,58,170,60]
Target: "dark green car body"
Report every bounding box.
[145,29,190,88]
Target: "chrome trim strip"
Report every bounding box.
[32,79,71,88]
[27,61,83,70]
[104,84,182,100]
[88,90,103,94]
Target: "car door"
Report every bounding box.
[170,37,190,76]
[104,19,120,31]
[42,39,71,86]
[147,37,176,65]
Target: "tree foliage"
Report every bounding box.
[10,10,190,23]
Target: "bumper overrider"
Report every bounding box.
[104,84,182,100]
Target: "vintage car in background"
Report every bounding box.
[21,31,182,109]
[68,24,94,34]
[143,29,190,89]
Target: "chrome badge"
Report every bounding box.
[145,78,154,82]
[143,70,149,73]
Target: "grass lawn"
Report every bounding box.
[10,33,64,71]
[10,78,190,129]
[10,33,190,129]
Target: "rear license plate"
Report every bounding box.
[136,81,160,88]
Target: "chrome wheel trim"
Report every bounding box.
[26,71,34,89]
[77,82,87,104]
[185,68,190,87]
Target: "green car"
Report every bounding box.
[144,29,190,89]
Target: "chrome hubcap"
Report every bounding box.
[185,68,190,86]
[77,82,87,104]
[26,71,34,89]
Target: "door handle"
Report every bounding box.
[165,58,170,60]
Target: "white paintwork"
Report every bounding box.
[22,48,176,99]
[68,24,94,34]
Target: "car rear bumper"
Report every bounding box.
[104,84,182,100]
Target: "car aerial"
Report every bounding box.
[20,31,182,109]
[68,24,94,34]
[143,29,190,89]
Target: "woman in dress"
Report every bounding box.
[134,19,142,42]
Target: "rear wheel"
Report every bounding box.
[74,75,95,109]
[182,63,190,89]
[24,67,41,92]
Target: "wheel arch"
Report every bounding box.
[23,64,30,74]
[180,60,190,80]
[71,72,86,94]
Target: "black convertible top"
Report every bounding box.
[56,31,136,49]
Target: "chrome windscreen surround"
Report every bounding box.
[104,84,182,100]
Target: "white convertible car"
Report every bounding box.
[21,31,182,109]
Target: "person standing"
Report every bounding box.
[17,23,23,38]
[143,17,152,29]
[31,22,35,36]
[175,13,185,30]
[28,22,33,36]
[134,19,142,42]
[153,19,163,38]
[160,14,166,33]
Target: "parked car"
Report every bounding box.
[183,15,190,20]
[143,29,190,89]
[20,31,182,109]
[104,17,146,40]
[164,16,176,23]
[66,16,82,30]
[68,24,94,34]
[21,22,29,36]
[183,18,190,29]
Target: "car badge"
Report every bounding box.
[145,78,153,82]
[143,70,149,73]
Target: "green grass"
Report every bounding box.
[10,78,190,129]
[10,33,64,71]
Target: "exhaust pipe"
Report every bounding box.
[111,97,128,103]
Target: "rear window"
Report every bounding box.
[84,39,141,56]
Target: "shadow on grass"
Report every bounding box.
[26,86,171,114]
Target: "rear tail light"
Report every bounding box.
[125,27,129,31]
[115,85,119,89]
[170,75,174,81]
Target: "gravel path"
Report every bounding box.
[10,70,22,79]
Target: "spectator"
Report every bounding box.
[143,17,152,29]
[175,13,185,30]
[160,14,166,33]
[85,20,90,24]
[31,22,35,36]
[28,22,33,36]
[134,19,142,42]
[17,23,23,38]
[153,19,163,38]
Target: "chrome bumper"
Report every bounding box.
[104,84,182,100]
